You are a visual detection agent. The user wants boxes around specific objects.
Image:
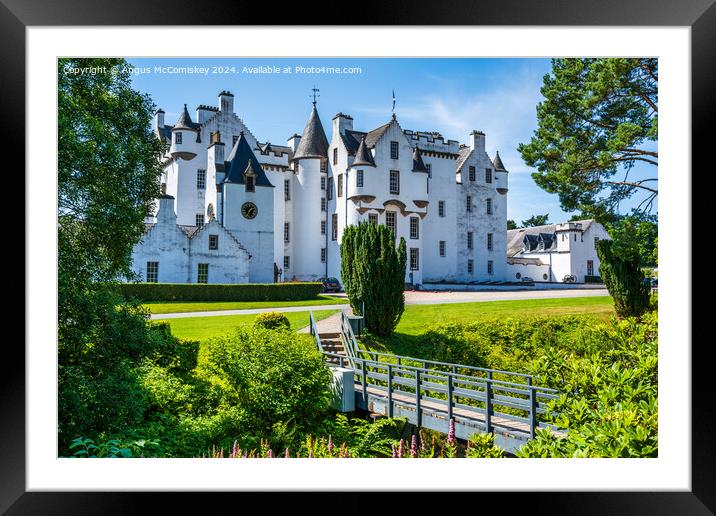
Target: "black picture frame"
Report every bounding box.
[6,0,712,512]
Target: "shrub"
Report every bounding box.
[596,239,650,318]
[584,275,603,283]
[341,221,407,336]
[116,282,322,302]
[253,312,291,331]
[150,322,199,374]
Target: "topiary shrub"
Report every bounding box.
[116,282,323,302]
[340,221,407,337]
[596,239,651,318]
[253,312,291,331]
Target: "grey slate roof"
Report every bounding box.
[456,146,472,172]
[224,132,274,187]
[506,219,594,256]
[493,151,507,171]
[342,122,392,155]
[292,105,329,161]
[173,104,198,131]
[351,137,375,167]
[412,145,427,173]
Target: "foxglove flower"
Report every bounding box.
[398,439,404,458]
[448,418,456,446]
[328,435,334,454]
[411,435,418,458]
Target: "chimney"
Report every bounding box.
[157,195,176,224]
[469,130,485,154]
[196,104,217,124]
[287,133,302,152]
[208,131,225,166]
[218,90,234,113]
[154,108,165,131]
[332,112,353,139]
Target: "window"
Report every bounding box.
[426,163,432,178]
[337,174,343,197]
[469,166,476,181]
[487,233,493,251]
[197,169,206,189]
[574,233,577,241]
[327,177,334,200]
[333,147,338,165]
[543,273,549,280]
[321,220,326,235]
[594,237,600,249]
[369,213,378,225]
[146,261,158,283]
[410,248,419,270]
[389,170,400,195]
[516,272,522,279]
[320,161,327,173]
[356,170,364,188]
[209,234,218,250]
[284,222,290,243]
[486,198,493,215]
[487,260,494,275]
[439,241,446,257]
[390,141,399,160]
[197,263,209,283]
[386,211,397,235]
[175,132,182,144]
[284,256,290,269]
[438,201,445,217]
[321,248,326,263]
[410,217,419,239]
[284,179,290,201]
[467,259,474,274]
[467,231,473,249]
[485,168,493,183]
[196,214,204,227]
[587,260,594,276]
[321,176,326,190]
[332,214,338,240]
[246,175,255,192]
[321,198,326,211]
[466,196,472,212]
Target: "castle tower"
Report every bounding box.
[291,102,329,280]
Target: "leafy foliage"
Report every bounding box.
[507,219,518,230]
[596,239,651,318]
[518,58,658,221]
[607,212,658,267]
[521,214,550,227]
[253,312,291,331]
[118,282,323,302]
[341,221,407,336]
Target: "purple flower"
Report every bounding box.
[419,430,427,452]
[391,445,397,458]
[411,435,418,458]
[398,439,404,458]
[448,418,456,446]
[231,440,238,458]
[285,448,290,458]
[268,449,274,458]
[328,435,334,454]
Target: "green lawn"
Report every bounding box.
[394,296,614,336]
[144,295,348,315]
[154,309,339,343]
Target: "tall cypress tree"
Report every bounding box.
[596,239,651,318]
[340,221,407,336]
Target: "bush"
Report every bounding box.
[253,312,291,331]
[584,275,603,283]
[150,322,199,374]
[596,239,650,318]
[116,282,323,302]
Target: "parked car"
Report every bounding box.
[319,277,342,293]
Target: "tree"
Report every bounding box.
[521,214,550,227]
[507,219,518,230]
[340,221,407,336]
[608,212,658,267]
[596,239,651,318]
[518,58,657,222]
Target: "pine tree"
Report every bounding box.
[596,239,651,318]
[340,221,407,336]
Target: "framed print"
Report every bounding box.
[6,0,713,512]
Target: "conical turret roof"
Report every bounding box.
[352,136,375,167]
[493,151,507,171]
[224,132,273,187]
[412,145,427,173]
[173,104,197,131]
[292,105,329,161]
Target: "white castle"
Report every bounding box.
[132,89,512,285]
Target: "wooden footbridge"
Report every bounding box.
[309,310,565,453]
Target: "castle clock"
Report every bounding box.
[241,202,258,219]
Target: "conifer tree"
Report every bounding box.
[341,221,407,336]
[596,239,651,318]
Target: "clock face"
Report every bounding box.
[241,202,258,220]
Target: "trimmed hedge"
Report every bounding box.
[118,282,323,302]
[584,275,604,284]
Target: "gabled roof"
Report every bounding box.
[351,137,375,167]
[493,151,507,171]
[342,122,392,155]
[224,132,274,187]
[506,219,595,256]
[292,105,329,161]
[412,145,427,173]
[456,146,473,172]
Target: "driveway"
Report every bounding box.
[150,288,608,320]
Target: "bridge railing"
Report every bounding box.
[309,311,324,354]
[320,350,562,440]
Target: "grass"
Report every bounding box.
[143,295,348,315]
[154,309,339,343]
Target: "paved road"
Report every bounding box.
[150,288,609,320]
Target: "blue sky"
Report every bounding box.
[127,57,657,224]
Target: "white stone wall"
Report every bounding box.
[188,219,250,284]
[292,158,326,281]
